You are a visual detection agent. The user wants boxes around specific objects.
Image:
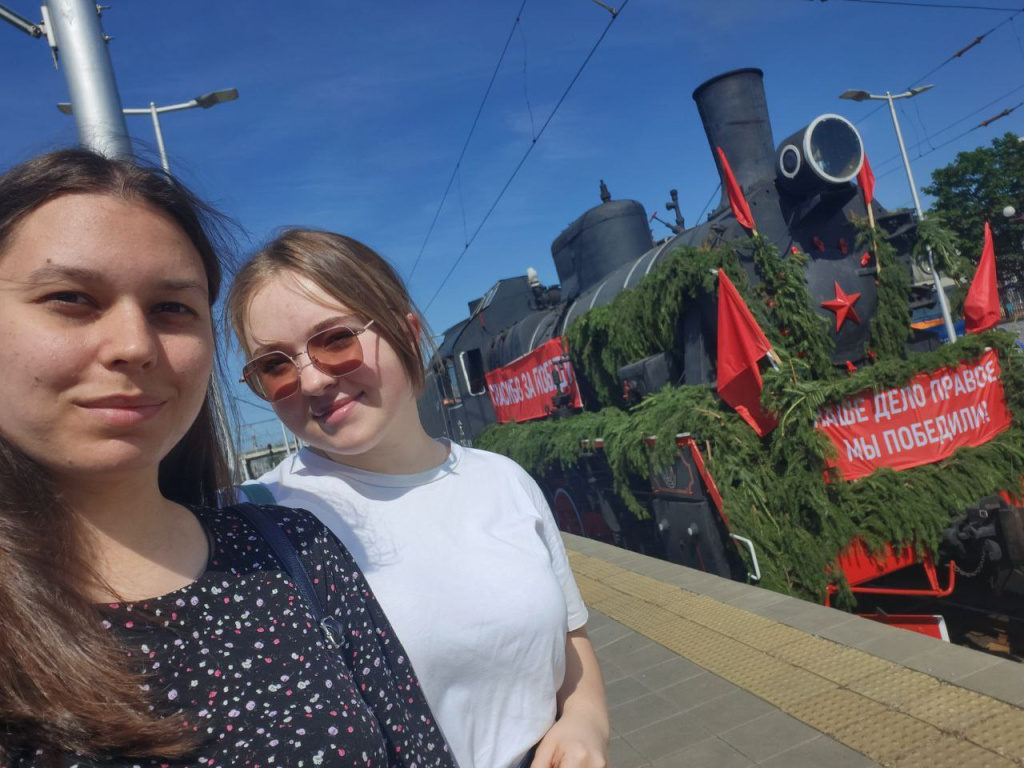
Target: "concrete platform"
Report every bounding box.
[566,534,1024,767]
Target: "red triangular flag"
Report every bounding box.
[716,146,756,232]
[964,221,1001,333]
[858,154,875,209]
[716,270,777,436]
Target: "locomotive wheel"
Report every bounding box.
[552,487,586,537]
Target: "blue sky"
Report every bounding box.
[3,0,1024,449]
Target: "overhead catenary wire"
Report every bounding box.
[420,0,631,314]
[406,0,529,283]
[695,182,722,225]
[518,18,537,140]
[843,5,1024,125]
[870,82,1024,170]
[912,97,936,151]
[874,102,1023,180]
[230,394,278,414]
[832,0,1024,11]
[1011,14,1024,64]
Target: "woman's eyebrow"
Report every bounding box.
[309,315,361,334]
[26,263,100,283]
[159,278,209,297]
[25,263,208,296]
[250,316,361,357]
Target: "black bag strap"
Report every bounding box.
[233,503,344,647]
[238,482,276,505]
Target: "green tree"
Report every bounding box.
[923,131,1024,287]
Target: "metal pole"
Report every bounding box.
[280,420,292,457]
[44,0,131,158]
[139,106,239,480]
[886,92,958,342]
[149,103,170,173]
[209,373,239,481]
[0,5,42,36]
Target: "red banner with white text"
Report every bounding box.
[485,337,583,424]
[815,350,1012,481]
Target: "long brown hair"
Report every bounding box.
[0,149,232,762]
[227,229,428,394]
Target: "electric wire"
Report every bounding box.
[871,82,1024,170]
[457,165,469,248]
[849,6,1024,125]
[406,0,528,283]
[1012,14,1024,64]
[518,18,537,140]
[874,104,1022,181]
[230,394,278,414]
[899,101,925,157]
[421,0,630,313]
[911,98,936,152]
[695,182,722,225]
[834,0,1023,11]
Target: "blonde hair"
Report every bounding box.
[228,229,426,393]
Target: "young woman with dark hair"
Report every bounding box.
[0,150,454,768]
[229,230,609,768]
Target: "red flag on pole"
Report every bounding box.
[716,146,756,233]
[858,154,875,209]
[716,270,777,436]
[964,220,1001,333]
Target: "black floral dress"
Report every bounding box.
[18,505,456,768]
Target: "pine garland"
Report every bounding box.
[853,218,912,361]
[476,228,1024,608]
[565,247,746,409]
[749,234,836,378]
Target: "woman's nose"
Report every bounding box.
[99,305,159,370]
[297,353,336,396]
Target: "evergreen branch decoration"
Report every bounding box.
[750,234,836,378]
[564,246,745,409]
[477,224,1023,609]
[480,332,1024,605]
[853,218,912,361]
[914,215,970,280]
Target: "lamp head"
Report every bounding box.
[194,88,239,109]
[840,90,872,102]
[908,84,935,97]
[56,102,73,114]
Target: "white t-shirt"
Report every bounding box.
[251,440,589,768]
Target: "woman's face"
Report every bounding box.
[243,274,420,466]
[0,193,214,484]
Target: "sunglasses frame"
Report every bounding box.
[240,319,376,402]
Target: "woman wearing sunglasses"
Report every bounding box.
[0,151,454,768]
[229,230,609,768]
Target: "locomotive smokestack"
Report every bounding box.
[692,68,775,209]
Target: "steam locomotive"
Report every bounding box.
[416,68,1020,601]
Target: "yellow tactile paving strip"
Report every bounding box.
[568,550,1024,767]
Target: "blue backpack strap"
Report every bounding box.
[238,481,277,505]
[231,503,344,648]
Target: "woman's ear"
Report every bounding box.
[405,312,423,346]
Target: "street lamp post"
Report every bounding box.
[3,0,132,158]
[840,85,958,342]
[58,88,238,174]
[58,88,242,480]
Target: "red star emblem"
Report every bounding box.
[821,282,862,331]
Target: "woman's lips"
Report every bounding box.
[314,393,363,426]
[78,396,166,427]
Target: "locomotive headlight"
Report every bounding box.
[776,113,864,194]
